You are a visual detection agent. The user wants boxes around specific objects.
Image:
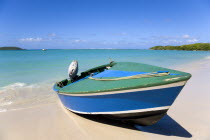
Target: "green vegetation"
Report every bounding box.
[150,43,210,51]
[0,47,24,50]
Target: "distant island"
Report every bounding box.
[150,43,210,51]
[0,47,24,50]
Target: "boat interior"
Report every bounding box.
[56,62,116,88]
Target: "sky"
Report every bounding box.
[0,0,210,49]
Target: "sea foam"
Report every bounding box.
[205,56,210,59]
[0,82,57,112]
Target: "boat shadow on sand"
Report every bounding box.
[78,114,192,138]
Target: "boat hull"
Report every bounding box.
[104,108,168,126]
[57,81,186,125]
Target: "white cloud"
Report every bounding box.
[182,34,190,39]
[74,39,82,43]
[151,34,192,40]
[162,39,183,44]
[148,34,200,45]
[19,37,43,42]
[187,39,198,43]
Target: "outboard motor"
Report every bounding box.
[68,60,78,81]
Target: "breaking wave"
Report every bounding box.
[0,82,57,112]
[205,56,210,59]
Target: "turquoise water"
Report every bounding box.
[0,49,210,111]
[1,49,210,87]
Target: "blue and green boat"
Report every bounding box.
[53,61,191,126]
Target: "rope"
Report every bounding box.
[89,72,170,81]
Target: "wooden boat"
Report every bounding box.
[53,62,191,126]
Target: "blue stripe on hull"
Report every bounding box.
[58,86,184,113]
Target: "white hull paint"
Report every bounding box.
[59,80,187,96]
[63,105,170,115]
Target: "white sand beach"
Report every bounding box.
[0,58,210,140]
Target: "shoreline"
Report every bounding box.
[0,58,210,140]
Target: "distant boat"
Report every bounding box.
[42,49,47,51]
[53,61,191,126]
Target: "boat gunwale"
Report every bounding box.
[54,62,191,95]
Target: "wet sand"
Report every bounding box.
[0,59,210,140]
